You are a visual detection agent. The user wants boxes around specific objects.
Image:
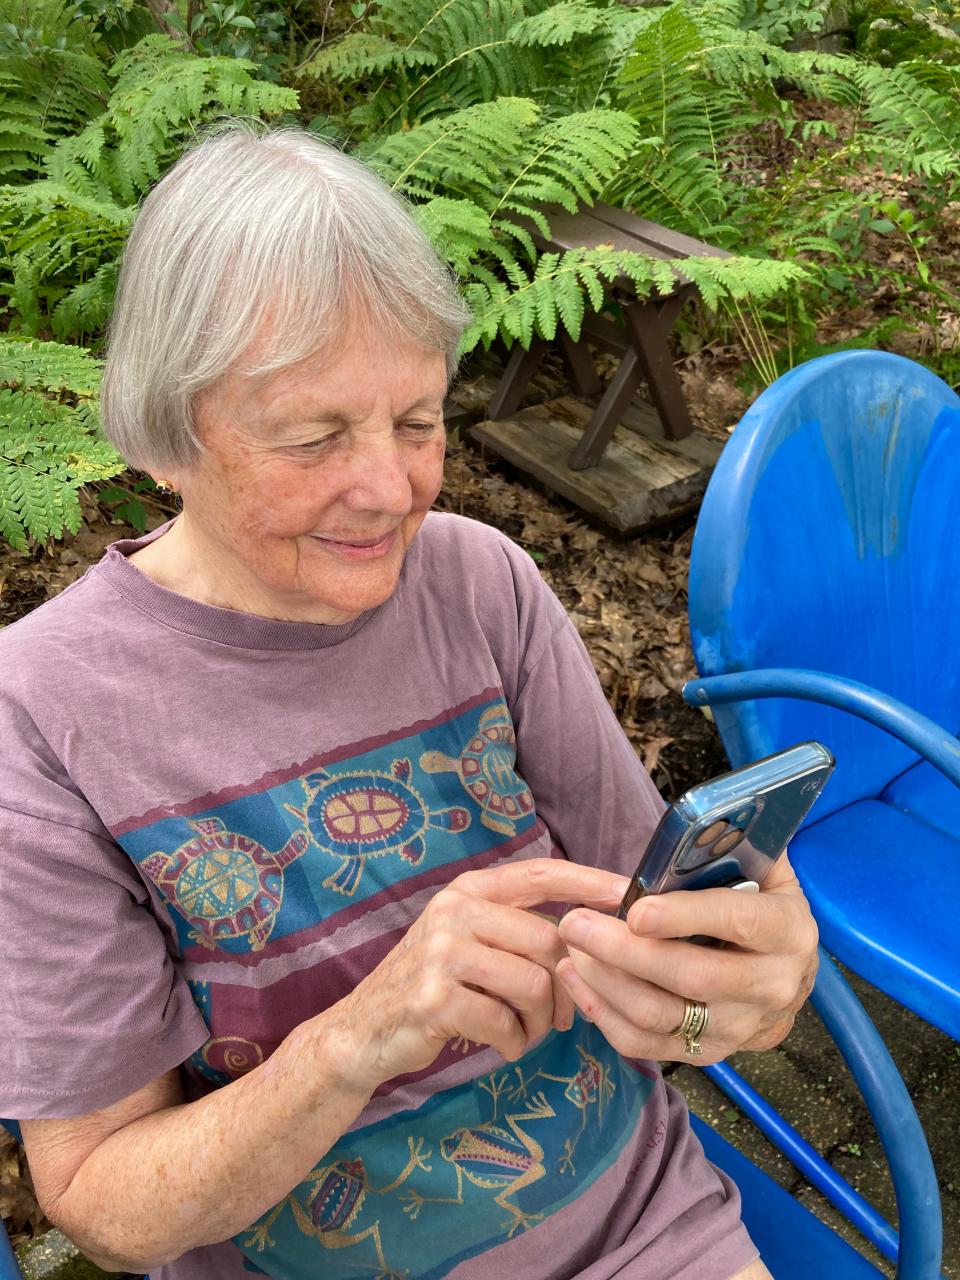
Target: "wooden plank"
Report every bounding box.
[589,202,732,261]
[543,208,675,262]
[470,397,722,533]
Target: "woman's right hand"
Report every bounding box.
[330,857,629,1094]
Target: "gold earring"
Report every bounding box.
[155,478,174,492]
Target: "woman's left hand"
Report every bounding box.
[555,852,819,1064]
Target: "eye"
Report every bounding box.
[401,420,440,436]
[291,432,341,453]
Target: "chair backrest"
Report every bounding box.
[689,350,960,818]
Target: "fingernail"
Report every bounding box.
[560,913,590,946]
[629,899,660,933]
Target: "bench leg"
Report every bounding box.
[558,332,603,398]
[568,348,641,470]
[487,338,548,420]
[624,293,694,442]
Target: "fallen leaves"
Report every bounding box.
[0,1129,50,1247]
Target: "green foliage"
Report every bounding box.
[298,0,658,125]
[460,245,810,351]
[0,337,124,549]
[852,0,960,66]
[165,1,291,78]
[738,0,830,45]
[1,33,298,340]
[847,58,960,178]
[0,0,110,182]
[0,0,957,554]
[301,0,545,128]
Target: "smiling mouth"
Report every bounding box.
[316,534,393,547]
[310,530,398,556]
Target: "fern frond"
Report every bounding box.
[307,0,549,129]
[610,6,755,235]
[362,97,541,199]
[506,1,609,47]
[299,32,435,80]
[0,335,101,396]
[365,96,636,232]
[0,337,123,549]
[459,245,807,352]
[847,61,960,181]
[412,197,508,279]
[54,37,299,205]
[543,4,665,111]
[489,107,639,249]
[3,36,298,340]
[0,180,133,337]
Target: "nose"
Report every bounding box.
[340,433,414,516]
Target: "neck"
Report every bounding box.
[128,516,359,624]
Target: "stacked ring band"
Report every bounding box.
[672,998,709,1055]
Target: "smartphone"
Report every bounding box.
[618,741,835,922]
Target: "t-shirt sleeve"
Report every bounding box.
[505,557,666,878]
[0,698,209,1118]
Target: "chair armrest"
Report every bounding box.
[682,668,960,791]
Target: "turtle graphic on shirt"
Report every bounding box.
[141,817,309,952]
[420,703,534,837]
[285,757,471,896]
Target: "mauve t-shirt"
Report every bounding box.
[0,512,757,1279]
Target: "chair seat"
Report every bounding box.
[790,800,960,1039]
[691,1117,884,1277]
[881,757,960,838]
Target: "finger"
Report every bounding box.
[551,971,576,1033]
[562,944,686,1036]
[758,847,802,893]
[555,958,727,1066]
[562,907,801,1008]
[625,883,816,956]
[455,858,629,912]
[454,938,557,1048]
[450,986,529,1062]
[440,893,569,973]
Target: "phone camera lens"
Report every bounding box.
[695,820,729,847]
[712,828,745,856]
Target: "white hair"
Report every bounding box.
[100,121,472,472]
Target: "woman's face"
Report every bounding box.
[167,326,449,624]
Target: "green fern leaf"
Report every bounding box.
[0,338,123,549]
[506,0,607,47]
[299,32,435,80]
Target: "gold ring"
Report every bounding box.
[670,998,709,1056]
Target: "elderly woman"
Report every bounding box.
[0,124,817,1280]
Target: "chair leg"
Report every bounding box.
[623,293,694,441]
[487,338,548,420]
[0,1221,21,1280]
[568,348,641,470]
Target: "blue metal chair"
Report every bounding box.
[683,348,960,1277]
[686,349,960,1038]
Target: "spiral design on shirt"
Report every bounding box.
[203,1036,264,1077]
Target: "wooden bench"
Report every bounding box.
[483,202,730,470]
